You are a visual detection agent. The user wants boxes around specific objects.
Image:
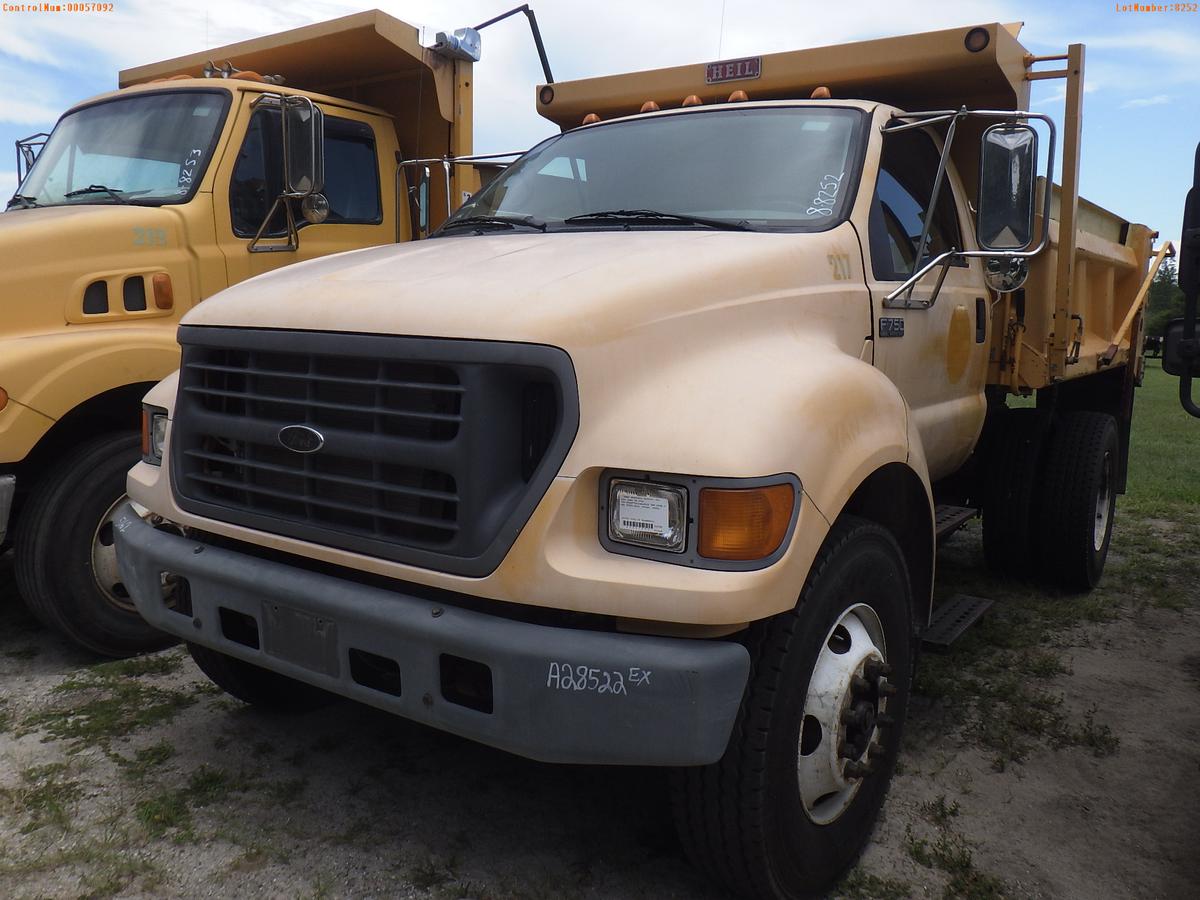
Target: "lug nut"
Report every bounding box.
[843,760,875,779]
[865,659,893,680]
[841,707,862,726]
[851,674,872,695]
[879,680,898,697]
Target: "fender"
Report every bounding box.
[0,328,183,459]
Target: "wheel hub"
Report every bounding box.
[797,603,893,825]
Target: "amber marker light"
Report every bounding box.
[698,483,795,561]
[152,273,174,310]
[0,387,8,412]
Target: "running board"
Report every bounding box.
[934,504,977,542]
[922,594,993,649]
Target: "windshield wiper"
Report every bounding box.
[563,209,753,232]
[6,193,39,209]
[439,214,547,234]
[64,184,130,204]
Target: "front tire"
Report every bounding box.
[13,432,175,657]
[672,517,915,899]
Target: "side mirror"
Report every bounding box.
[977,123,1038,251]
[1163,318,1200,377]
[282,98,324,196]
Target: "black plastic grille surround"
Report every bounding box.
[171,326,578,577]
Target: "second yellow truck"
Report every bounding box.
[0,10,487,654]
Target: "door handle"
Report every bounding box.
[975,297,987,343]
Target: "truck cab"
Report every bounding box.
[113,22,1163,899]
[0,10,479,655]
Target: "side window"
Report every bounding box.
[230,109,381,237]
[323,117,382,224]
[868,130,963,281]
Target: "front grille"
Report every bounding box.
[171,326,578,577]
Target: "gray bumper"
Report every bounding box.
[114,504,750,766]
[0,475,14,546]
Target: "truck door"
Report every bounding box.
[214,95,391,286]
[862,126,990,480]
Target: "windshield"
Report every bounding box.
[13,90,230,207]
[443,106,865,233]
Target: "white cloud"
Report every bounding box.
[0,97,62,127]
[1121,94,1169,108]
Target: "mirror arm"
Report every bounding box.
[883,250,960,308]
[907,108,966,301]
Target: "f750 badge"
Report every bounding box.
[879,317,905,338]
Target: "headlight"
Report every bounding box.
[600,470,801,569]
[141,405,169,465]
[607,479,688,553]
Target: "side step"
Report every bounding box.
[934,504,977,542]
[922,594,993,650]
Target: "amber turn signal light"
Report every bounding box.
[698,484,795,561]
[152,273,174,310]
[0,386,8,412]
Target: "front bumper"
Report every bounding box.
[114,504,750,766]
[0,474,14,546]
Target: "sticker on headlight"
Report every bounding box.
[617,493,670,536]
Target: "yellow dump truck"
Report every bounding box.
[114,23,1166,898]
[0,10,493,655]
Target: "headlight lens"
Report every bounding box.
[141,405,168,465]
[607,479,688,553]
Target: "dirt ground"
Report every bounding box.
[1,512,1198,900]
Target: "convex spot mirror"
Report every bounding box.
[977,123,1038,251]
[282,98,325,196]
[1162,319,1200,377]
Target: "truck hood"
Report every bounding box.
[0,203,199,338]
[183,228,865,348]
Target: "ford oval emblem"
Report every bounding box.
[278,424,325,454]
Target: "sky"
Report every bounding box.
[1,0,1197,244]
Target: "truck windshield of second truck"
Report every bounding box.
[12,90,230,208]
[443,106,865,233]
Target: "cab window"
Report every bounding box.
[868,129,964,281]
[229,108,382,237]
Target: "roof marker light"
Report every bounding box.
[728,90,749,102]
[682,94,703,107]
[811,86,832,99]
[640,100,660,113]
[582,112,601,125]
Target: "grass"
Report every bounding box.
[918,360,1199,769]
[1125,359,1200,513]
[134,765,256,837]
[19,652,196,751]
[900,797,1009,899]
[0,762,83,833]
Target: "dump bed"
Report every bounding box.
[536,22,1160,392]
[119,9,471,167]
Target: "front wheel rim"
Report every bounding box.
[796,603,894,825]
[91,495,136,612]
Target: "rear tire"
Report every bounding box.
[13,432,175,657]
[981,408,1046,577]
[672,517,914,899]
[188,643,334,713]
[1036,412,1119,591]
